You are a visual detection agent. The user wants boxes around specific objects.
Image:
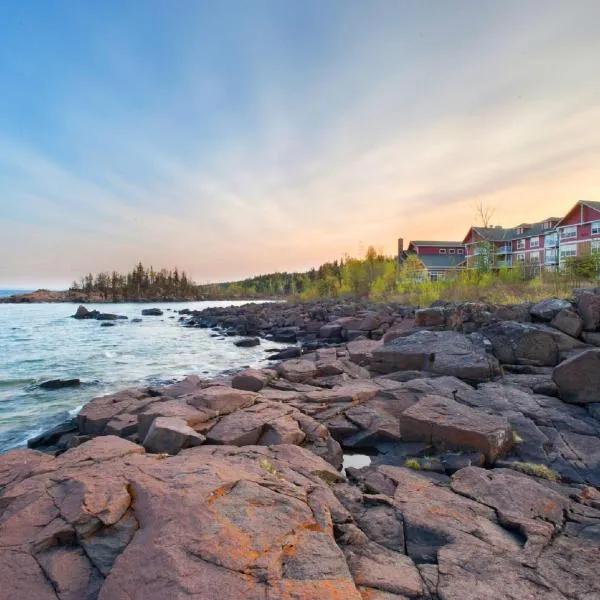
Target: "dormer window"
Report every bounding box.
[516,227,524,235]
[448,248,456,254]
[439,249,447,254]
[457,249,464,255]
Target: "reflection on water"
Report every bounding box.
[342,453,372,475]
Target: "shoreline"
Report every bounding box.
[3,292,600,598]
[0,290,285,304]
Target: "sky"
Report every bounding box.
[1,1,600,288]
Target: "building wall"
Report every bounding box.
[414,246,464,256]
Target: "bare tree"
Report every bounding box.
[474,200,495,228]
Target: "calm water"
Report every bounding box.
[0,300,286,453]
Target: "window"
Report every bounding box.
[516,227,524,235]
[560,226,577,239]
[439,249,446,254]
[592,240,600,254]
[592,221,600,235]
[560,244,577,258]
[516,253,525,262]
[516,239,525,250]
[530,237,539,248]
[448,248,456,254]
[457,248,464,254]
[530,252,540,263]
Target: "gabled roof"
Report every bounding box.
[415,254,467,270]
[555,200,600,228]
[464,220,557,244]
[409,240,464,248]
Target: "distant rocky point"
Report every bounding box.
[0,289,203,303]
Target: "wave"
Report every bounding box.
[0,378,35,389]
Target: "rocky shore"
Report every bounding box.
[2,292,600,599]
[0,289,205,303]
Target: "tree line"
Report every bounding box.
[70,262,200,301]
[199,247,399,300]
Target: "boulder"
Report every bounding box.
[371,330,500,382]
[73,305,93,319]
[231,368,272,392]
[100,321,116,327]
[38,378,81,390]
[551,309,584,338]
[582,331,600,346]
[346,339,383,365]
[142,417,205,454]
[319,322,343,340]
[577,292,600,331]
[482,321,559,366]
[277,359,318,383]
[77,389,159,435]
[186,385,257,413]
[415,307,447,328]
[205,402,296,446]
[137,400,213,440]
[267,347,302,360]
[141,308,163,316]
[552,348,600,404]
[27,419,78,450]
[234,337,260,347]
[95,313,120,321]
[530,299,572,322]
[399,395,513,462]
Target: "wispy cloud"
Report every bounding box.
[1,1,600,286]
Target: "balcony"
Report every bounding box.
[545,258,559,265]
[545,238,559,248]
[497,260,513,268]
[496,245,512,255]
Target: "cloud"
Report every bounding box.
[1,1,600,286]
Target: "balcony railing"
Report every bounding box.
[545,258,559,265]
[496,260,513,268]
[545,238,559,247]
[496,246,512,254]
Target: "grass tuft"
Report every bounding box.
[507,462,560,482]
[403,458,421,471]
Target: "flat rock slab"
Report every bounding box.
[2,435,599,599]
[399,395,513,462]
[371,330,500,383]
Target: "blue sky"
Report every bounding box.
[1,1,600,287]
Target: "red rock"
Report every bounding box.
[231,368,272,392]
[137,399,213,440]
[277,359,318,383]
[142,417,206,455]
[552,348,600,404]
[186,385,258,413]
[399,395,513,462]
[346,339,383,365]
[77,389,159,435]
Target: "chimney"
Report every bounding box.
[398,238,404,257]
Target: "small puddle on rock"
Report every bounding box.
[342,453,372,476]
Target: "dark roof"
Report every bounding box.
[409,240,464,247]
[470,220,557,242]
[416,254,467,270]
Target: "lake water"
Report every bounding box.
[0,300,286,453]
